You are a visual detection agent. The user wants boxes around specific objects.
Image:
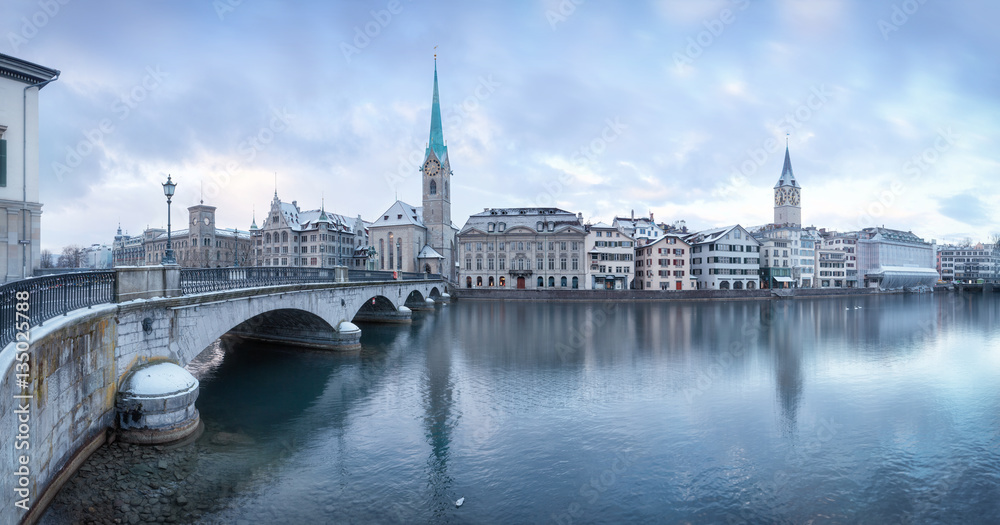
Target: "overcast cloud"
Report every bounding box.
[1,0,997,252]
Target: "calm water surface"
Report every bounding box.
[73,294,1000,523]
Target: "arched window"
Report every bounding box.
[445,181,448,196]
[747,281,756,290]
[265,233,271,243]
[429,180,437,195]
[499,276,506,287]
[720,281,730,290]
[476,276,483,287]
[388,233,394,270]
[281,232,288,242]
[488,276,495,287]
[548,276,555,287]
[733,281,743,290]
[537,276,544,287]
[379,239,384,269]
[396,238,402,269]
[572,277,579,289]
[561,276,567,287]
[466,276,472,288]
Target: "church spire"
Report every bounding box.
[426,58,447,162]
[774,139,798,188]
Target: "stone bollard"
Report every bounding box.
[116,362,201,445]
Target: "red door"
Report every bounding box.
[517,277,525,289]
[676,281,682,290]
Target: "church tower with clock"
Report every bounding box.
[773,142,801,227]
[420,58,456,278]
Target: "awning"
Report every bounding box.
[774,276,794,282]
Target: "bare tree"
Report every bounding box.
[57,245,85,268]
[991,232,1000,248]
[40,249,55,268]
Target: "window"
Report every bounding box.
[0,136,6,187]
[487,222,494,232]
[572,276,579,289]
[499,276,506,286]
[488,257,495,270]
[499,223,505,232]
[430,180,437,195]
[537,276,544,287]
[548,276,555,287]
[572,258,579,270]
[466,259,472,270]
[499,257,506,270]
[476,258,483,270]
[536,222,543,232]
[560,258,567,270]
[561,276,567,287]
[537,258,543,270]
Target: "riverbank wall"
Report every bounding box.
[451,287,883,302]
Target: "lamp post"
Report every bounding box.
[161,175,177,265]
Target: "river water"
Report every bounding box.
[44,293,1000,524]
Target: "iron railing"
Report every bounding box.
[0,271,117,349]
[181,267,441,294]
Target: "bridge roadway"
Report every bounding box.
[0,270,447,525]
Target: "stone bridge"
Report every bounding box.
[0,266,448,525]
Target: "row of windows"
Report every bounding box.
[467,241,581,252]
[262,232,353,244]
[592,253,633,261]
[691,257,760,265]
[593,240,633,248]
[708,268,757,275]
[263,257,336,266]
[466,257,580,271]
[465,275,580,289]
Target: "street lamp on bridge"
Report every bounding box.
[161,174,177,265]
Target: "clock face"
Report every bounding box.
[203,217,211,225]
[425,159,440,176]
[790,191,799,205]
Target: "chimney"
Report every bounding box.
[631,209,634,219]
[650,211,654,221]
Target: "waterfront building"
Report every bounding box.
[937,243,998,283]
[686,225,761,290]
[634,233,695,290]
[370,59,458,280]
[612,212,663,247]
[252,193,366,269]
[819,230,859,287]
[0,54,59,281]
[758,238,794,289]
[814,247,848,288]
[456,207,587,289]
[856,227,937,288]
[584,222,635,289]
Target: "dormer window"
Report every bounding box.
[397,214,402,219]
[384,216,389,220]
[488,223,495,232]
[499,223,505,232]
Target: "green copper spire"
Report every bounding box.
[426,58,447,161]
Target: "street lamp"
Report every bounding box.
[161,174,177,265]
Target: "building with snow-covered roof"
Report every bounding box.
[634,233,695,291]
[114,203,252,267]
[612,212,663,247]
[252,192,367,269]
[686,225,761,290]
[856,227,937,289]
[457,207,587,289]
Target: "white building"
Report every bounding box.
[612,213,664,247]
[634,233,695,291]
[0,54,59,281]
[457,207,587,289]
[83,244,112,269]
[856,227,937,288]
[819,230,859,287]
[938,243,999,283]
[686,225,761,290]
[585,222,634,289]
[252,193,367,269]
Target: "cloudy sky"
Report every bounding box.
[2,0,997,252]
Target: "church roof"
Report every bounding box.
[417,244,445,259]
[774,144,798,188]
[372,200,425,228]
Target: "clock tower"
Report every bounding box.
[773,142,801,227]
[420,58,455,278]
